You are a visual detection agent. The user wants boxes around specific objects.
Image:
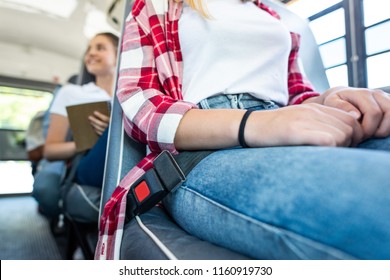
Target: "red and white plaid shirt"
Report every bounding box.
[95,0,320,259]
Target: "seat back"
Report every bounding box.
[100,96,146,215]
[77,63,95,86]
[99,0,141,219]
[263,0,329,92]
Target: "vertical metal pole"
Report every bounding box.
[346,0,366,88]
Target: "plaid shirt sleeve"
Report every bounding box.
[95,153,155,260]
[287,32,321,105]
[117,0,197,155]
[96,0,195,260]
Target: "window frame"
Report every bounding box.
[302,0,390,90]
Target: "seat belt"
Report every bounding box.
[125,150,213,223]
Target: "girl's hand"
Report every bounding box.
[245,103,363,147]
[88,110,110,136]
[305,87,390,142]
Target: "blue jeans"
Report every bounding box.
[164,93,390,259]
[76,128,108,188]
[32,160,66,218]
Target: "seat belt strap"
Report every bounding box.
[125,150,213,223]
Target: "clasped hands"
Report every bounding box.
[304,86,390,146]
[245,87,390,148]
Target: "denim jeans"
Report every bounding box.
[32,160,66,218]
[164,93,390,259]
[76,128,108,188]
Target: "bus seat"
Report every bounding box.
[61,62,100,260]
[100,0,329,260]
[263,0,329,93]
[76,63,96,86]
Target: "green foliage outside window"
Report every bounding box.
[0,86,52,130]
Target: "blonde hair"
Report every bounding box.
[181,0,254,17]
[183,0,209,17]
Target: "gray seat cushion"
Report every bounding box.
[120,206,251,260]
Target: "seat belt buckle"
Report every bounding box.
[125,151,186,222]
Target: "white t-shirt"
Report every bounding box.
[50,82,111,117]
[179,0,292,105]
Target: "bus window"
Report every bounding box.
[363,0,389,26]
[287,0,342,19]
[0,85,52,195]
[367,52,390,89]
[363,0,390,89]
[287,0,390,91]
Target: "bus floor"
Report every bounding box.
[0,194,70,260]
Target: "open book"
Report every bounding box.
[66,101,111,152]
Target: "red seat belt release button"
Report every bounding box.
[134,181,150,203]
[125,151,186,222]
